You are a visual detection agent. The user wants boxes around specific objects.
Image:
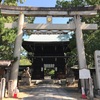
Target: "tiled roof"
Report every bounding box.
[0,60,12,66]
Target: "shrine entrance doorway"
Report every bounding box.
[44,64,55,79]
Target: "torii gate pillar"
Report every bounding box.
[74,15,87,87]
[10,12,24,89]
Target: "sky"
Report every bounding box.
[18,0,69,24]
[18,0,71,41]
[19,0,56,7]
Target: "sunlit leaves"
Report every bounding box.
[0,1,18,60]
[56,0,71,7]
[56,0,100,68]
[2,0,26,4]
[20,58,32,65]
[86,0,100,5]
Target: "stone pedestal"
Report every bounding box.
[21,77,31,85]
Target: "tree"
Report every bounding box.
[0,13,17,60]
[0,0,26,4]
[56,0,100,68]
[0,0,27,60]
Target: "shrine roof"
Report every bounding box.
[24,34,69,42]
[0,60,13,67]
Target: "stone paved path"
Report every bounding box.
[20,79,100,100]
[22,83,80,100]
[3,80,100,100]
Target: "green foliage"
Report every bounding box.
[56,0,85,7]
[71,0,85,7]
[17,0,26,3]
[49,69,55,75]
[24,17,35,35]
[44,68,55,78]
[86,0,100,5]
[0,0,26,61]
[56,0,100,7]
[1,0,26,4]
[0,2,18,60]
[25,17,35,24]
[56,0,71,7]
[0,17,17,60]
[83,11,100,67]
[56,0,100,68]
[20,58,32,65]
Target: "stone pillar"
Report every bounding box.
[74,15,87,87]
[89,78,94,100]
[1,78,6,99]
[94,50,100,89]
[11,12,24,89]
[8,80,14,97]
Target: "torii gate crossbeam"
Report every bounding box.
[0,5,99,16]
[5,22,97,30]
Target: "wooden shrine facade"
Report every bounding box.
[22,41,70,79]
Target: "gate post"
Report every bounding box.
[11,12,24,89]
[74,15,87,87]
[8,80,14,97]
[1,78,6,98]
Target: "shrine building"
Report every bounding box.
[22,33,70,79]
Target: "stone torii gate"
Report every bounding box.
[0,5,98,89]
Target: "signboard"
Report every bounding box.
[79,68,91,79]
